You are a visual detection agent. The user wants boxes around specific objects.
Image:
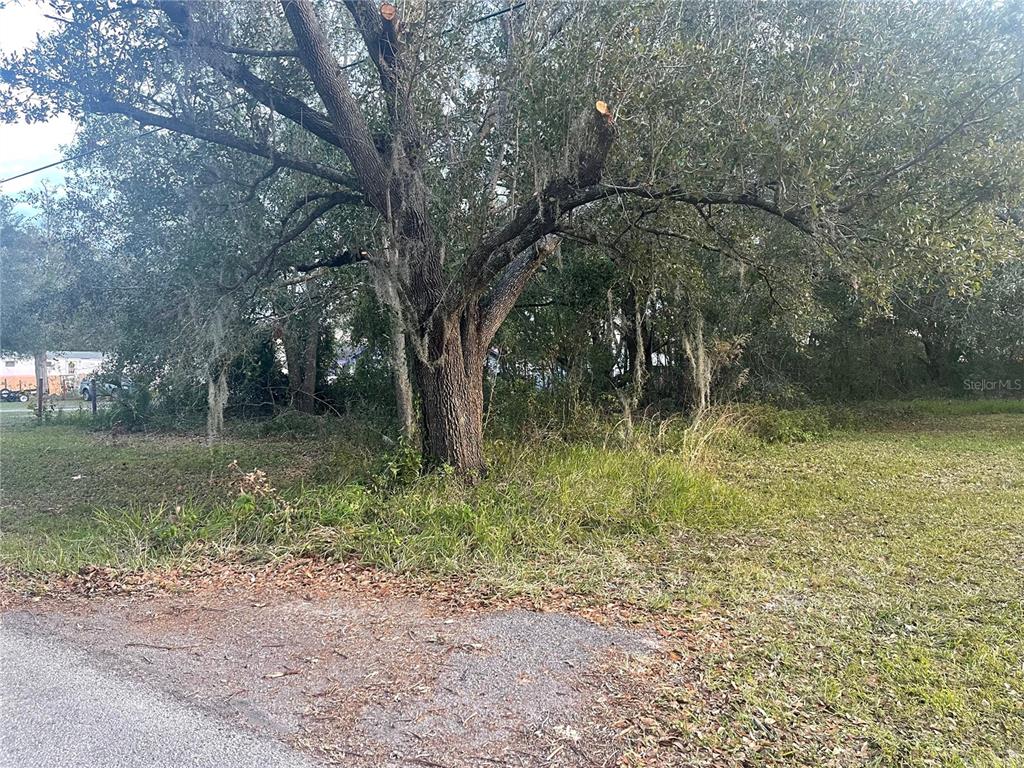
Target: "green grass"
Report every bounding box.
[668,412,1024,766]
[0,401,34,412]
[0,423,371,568]
[1,399,1022,765]
[865,397,1024,417]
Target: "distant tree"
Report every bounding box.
[0,196,86,394]
[47,122,274,440]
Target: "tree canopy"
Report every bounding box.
[2,0,1022,469]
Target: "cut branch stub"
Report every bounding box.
[379,2,400,78]
[575,100,616,187]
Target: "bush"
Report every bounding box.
[51,377,206,433]
[95,385,154,432]
[736,404,842,444]
[372,439,424,490]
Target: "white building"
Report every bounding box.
[0,351,104,395]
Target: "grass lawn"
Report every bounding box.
[0,422,371,568]
[1,400,1021,765]
[671,409,1024,765]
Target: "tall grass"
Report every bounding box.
[4,408,769,575]
[6,400,954,576]
[77,441,747,575]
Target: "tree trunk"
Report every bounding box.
[919,320,959,387]
[608,287,647,437]
[281,324,301,407]
[390,316,415,441]
[623,289,638,379]
[203,298,230,442]
[404,235,556,476]
[374,269,415,441]
[281,311,319,413]
[682,311,711,415]
[297,319,318,412]
[33,350,49,396]
[566,336,587,417]
[414,318,486,477]
[206,361,228,444]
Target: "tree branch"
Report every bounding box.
[157,1,346,153]
[221,192,361,290]
[448,101,617,319]
[88,94,362,191]
[604,185,816,236]
[479,236,560,349]
[272,192,355,261]
[215,45,299,58]
[294,247,367,273]
[838,68,1024,212]
[282,0,389,209]
[342,2,384,65]
[342,0,401,96]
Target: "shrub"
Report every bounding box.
[94,385,154,432]
[737,404,839,444]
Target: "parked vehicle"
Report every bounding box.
[0,388,30,403]
[79,377,134,401]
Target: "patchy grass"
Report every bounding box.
[0,423,371,569]
[661,410,1024,765]
[1,399,1022,765]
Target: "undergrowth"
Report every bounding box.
[3,400,1013,576]
[5,411,750,574]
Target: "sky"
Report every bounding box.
[0,1,77,197]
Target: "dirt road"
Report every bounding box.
[1,570,658,767]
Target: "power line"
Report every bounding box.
[0,1,528,187]
[0,126,164,187]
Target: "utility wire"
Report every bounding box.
[0,126,165,187]
[0,1,527,187]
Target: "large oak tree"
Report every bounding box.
[4,0,1022,473]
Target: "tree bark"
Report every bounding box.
[33,350,49,396]
[298,318,318,412]
[373,266,416,441]
[280,310,319,413]
[414,314,487,477]
[203,300,231,443]
[682,310,711,415]
[389,311,415,442]
[206,360,228,444]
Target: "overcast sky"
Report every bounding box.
[0,1,77,197]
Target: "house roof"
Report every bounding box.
[51,351,104,359]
